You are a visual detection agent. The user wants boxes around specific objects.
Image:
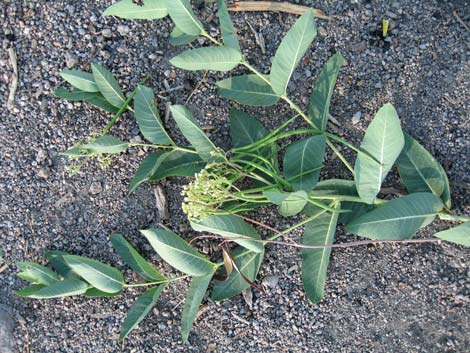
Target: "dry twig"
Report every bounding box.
[228,1,332,20]
[7,47,18,110]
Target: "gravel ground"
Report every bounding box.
[1,0,469,352]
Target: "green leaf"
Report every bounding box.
[120,285,167,340]
[312,179,373,224]
[81,136,128,154]
[434,222,470,247]
[60,70,99,92]
[217,0,240,52]
[169,26,198,46]
[170,105,219,162]
[17,279,89,299]
[346,193,444,240]
[170,46,242,72]
[16,284,46,297]
[130,151,166,193]
[141,228,216,276]
[17,262,60,285]
[230,109,269,148]
[149,150,206,180]
[181,274,213,343]
[111,234,166,281]
[217,75,279,106]
[134,85,173,145]
[166,0,204,36]
[354,103,404,204]
[85,95,120,114]
[84,287,122,297]
[211,247,264,301]
[438,163,452,209]
[396,133,450,208]
[45,250,77,278]
[302,203,340,303]
[263,190,308,217]
[91,64,125,108]
[53,87,119,113]
[191,215,264,253]
[64,255,124,293]
[270,10,317,95]
[283,135,326,192]
[103,0,168,19]
[307,53,344,130]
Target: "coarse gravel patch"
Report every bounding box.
[0,1,469,352]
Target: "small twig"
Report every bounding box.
[236,214,281,234]
[185,70,208,104]
[231,312,251,325]
[228,1,332,21]
[453,10,470,32]
[154,184,169,221]
[158,85,185,94]
[247,21,266,54]
[7,47,18,110]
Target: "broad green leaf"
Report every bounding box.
[396,133,450,208]
[17,279,89,299]
[354,103,404,204]
[86,95,120,113]
[84,287,122,297]
[111,234,166,281]
[81,136,128,154]
[60,70,99,92]
[307,53,344,130]
[134,85,173,145]
[17,262,60,285]
[120,284,166,340]
[434,222,470,246]
[103,0,168,19]
[150,150,206,180]
[211,247,264,301]
[313,179,373,224]
[347,193,444,240]
[217,0,240,52]
[169,26,198,46]
[170,105,219,162]
[166,0,204,35]
[91,64,125,108]
[270,10,317,95]
[16,284,45,297]
[141,228,216,276]
[283,135,326,192]
[181,274,213,343]
[45,250,77,278]
[302,203,340,303]
[170,46,242,72]
[230,109,269,148]
[217,75,279,106]
[129,151,166,193]
[191,215,264,253]
[54,87,120,114]
[263,190,308,217]
[64,255,124,293]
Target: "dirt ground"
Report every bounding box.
[0,1,469,352]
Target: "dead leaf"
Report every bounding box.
[154,185,169,220]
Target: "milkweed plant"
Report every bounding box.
[16,0,469,343]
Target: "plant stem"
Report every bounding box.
[128,143,198,154]
[124,274,190,288]
[438,213,470,222]
[325,139,355,175]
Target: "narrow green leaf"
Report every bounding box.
[217,75,279,106]
[120,285,167,340]
[64,255,124,293]
[103,0,168,19]
[149,150,206,180]
[130,151,166,193]
[91,64,125,108]
[45,250,76,278]
[81,136,128,154]
[169,26,198,46]
[230,109,269,148]
[17,262,60,285]
[211,247,264,301]
[60,146,86,157]
[141,228,216,276]
[134,85,173,145]
[111,234,166,281]
[354,103,404,204]
[191,215,264,253]
[84,287,122,297]
[347,193,443,240]
[18,279,89,299]
[85,95,120,113]
[217,0,240,52]
[263,190,308,217]
[170,105,219,162]
[434,222,470,246]
[181,274,213,343]
[283,135,326,192]
[270,10,317,95]
[302,203,340,303]
[307,53,344,130]
[170,46,242,72]
[166,0,204,35]
[53,87,99,101]
[16,284,46,298]
[438,163,452,209]
[60,70,99,92]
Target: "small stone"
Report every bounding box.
[102,29,112,38]
[89,182,102,195]
[352,111,362,125]
[65,52,78,69]
[351,41,367,53]
[374,82,383,89]
[117,25,130,36]
[262,275,280,288]
[37,168,50,179]
[36,149,47,162]
[169,71,177,79]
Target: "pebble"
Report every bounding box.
[352,111,362,125]
[65,52,78,68]
[117,25,130,36]
[88,182,102,195]
[37,168,50,179]
[102,28,112,38]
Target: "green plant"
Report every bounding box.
[17,0,469,343]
